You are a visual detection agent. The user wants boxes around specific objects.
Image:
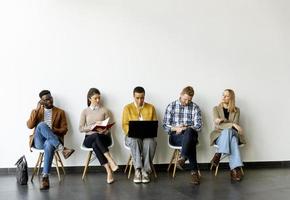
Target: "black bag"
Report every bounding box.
[15,155,28,185]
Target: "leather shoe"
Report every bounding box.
[62,147,75,159]
[230,168,242,182]
[191,170,200,185]
[210,153,221,167]
[176,157,186,170]
[40,176,50,190]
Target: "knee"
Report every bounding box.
[36,122,48,131]
[184,128,198,141]
[44,142,55,152]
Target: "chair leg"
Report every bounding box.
[151,162,157,178]
[240,167,244,175]
[54,154,61,182]
[214,163,219,176]
[124,154,131,173]
[167,150,176,172]
[31,152,43,182]
[55,151,65,175]
[128,155,133,179]
[82,151,92,180]
[172,150,179,178]
[37,153,44,176]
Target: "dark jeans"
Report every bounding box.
[169,128,199,170]
[83,133,112,165]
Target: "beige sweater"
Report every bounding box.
[79,106,110,135]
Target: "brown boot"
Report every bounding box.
[40,176,50,190]
[62,147,75,159]
[191,170,200,185]
[230,168,241,182]
[210,153,221,167]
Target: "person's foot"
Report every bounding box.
[107,173,114,184]
[40,176,50,190]
[133,169,142,183]
[62,147,75,159]
[191,170,200,185]
[141,170,150,184]
[109,160,119,172]
[210,153,221,167]
[176,157,186,170]
[230,168,242,182]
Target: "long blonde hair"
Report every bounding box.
[220,89,237,113]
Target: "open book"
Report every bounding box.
[91,117,115,131]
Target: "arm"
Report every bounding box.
[52,110,68,136]
[122,106,129,135]
[27,109,40,129]
[79,109,93,133]
[162,104,173,133]
[189,105,202,132]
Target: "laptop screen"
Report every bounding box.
[128,120,158,138]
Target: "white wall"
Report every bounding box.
[0,0,290,168]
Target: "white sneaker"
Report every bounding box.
[133,170,142,183]
[141,170,150,183]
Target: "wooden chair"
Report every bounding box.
[167,140,201,178]
[210,144,245,176]
[30,147,65,182]
[80,135,114,180]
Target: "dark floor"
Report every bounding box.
[1,169,290,200]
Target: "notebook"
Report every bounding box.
[128,120,158,138]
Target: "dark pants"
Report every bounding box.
[169,128,198,170]
[83,133,112,165]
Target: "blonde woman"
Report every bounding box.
[79,88,118,184]
[210,89,246,182]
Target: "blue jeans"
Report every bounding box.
[216,128,243,170]
[33,122,61,174]
[169,128,198,170]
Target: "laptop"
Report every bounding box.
[128,120,158,138]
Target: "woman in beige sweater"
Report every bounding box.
[79,88,118,184]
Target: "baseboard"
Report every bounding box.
[2,161,290,175]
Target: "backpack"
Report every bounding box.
[15,155,28,185]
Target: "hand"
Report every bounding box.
[96,128,108,134]
[215,118,224,125]
[232,123,243,134]
[36,100,44,110]
[174,126,185,134]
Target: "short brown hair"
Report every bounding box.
[181,86,194,97]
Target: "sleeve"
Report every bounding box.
[213,106,233,130]
[190,105,202,132]
[152,106,157,120]
[27,109,39,129]
[79,109,92,133]
[52,110,68,136]
[162,104,172,134]
[233,108,240,125]
[122,106,129,135]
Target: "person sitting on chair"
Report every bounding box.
[122,86,157,184]
[79,88,118,184]
[210,89,246,182]
[27,90,75,190]
[163,86,202,185]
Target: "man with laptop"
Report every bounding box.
[122,86,158,184]
[163,86,203,185]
